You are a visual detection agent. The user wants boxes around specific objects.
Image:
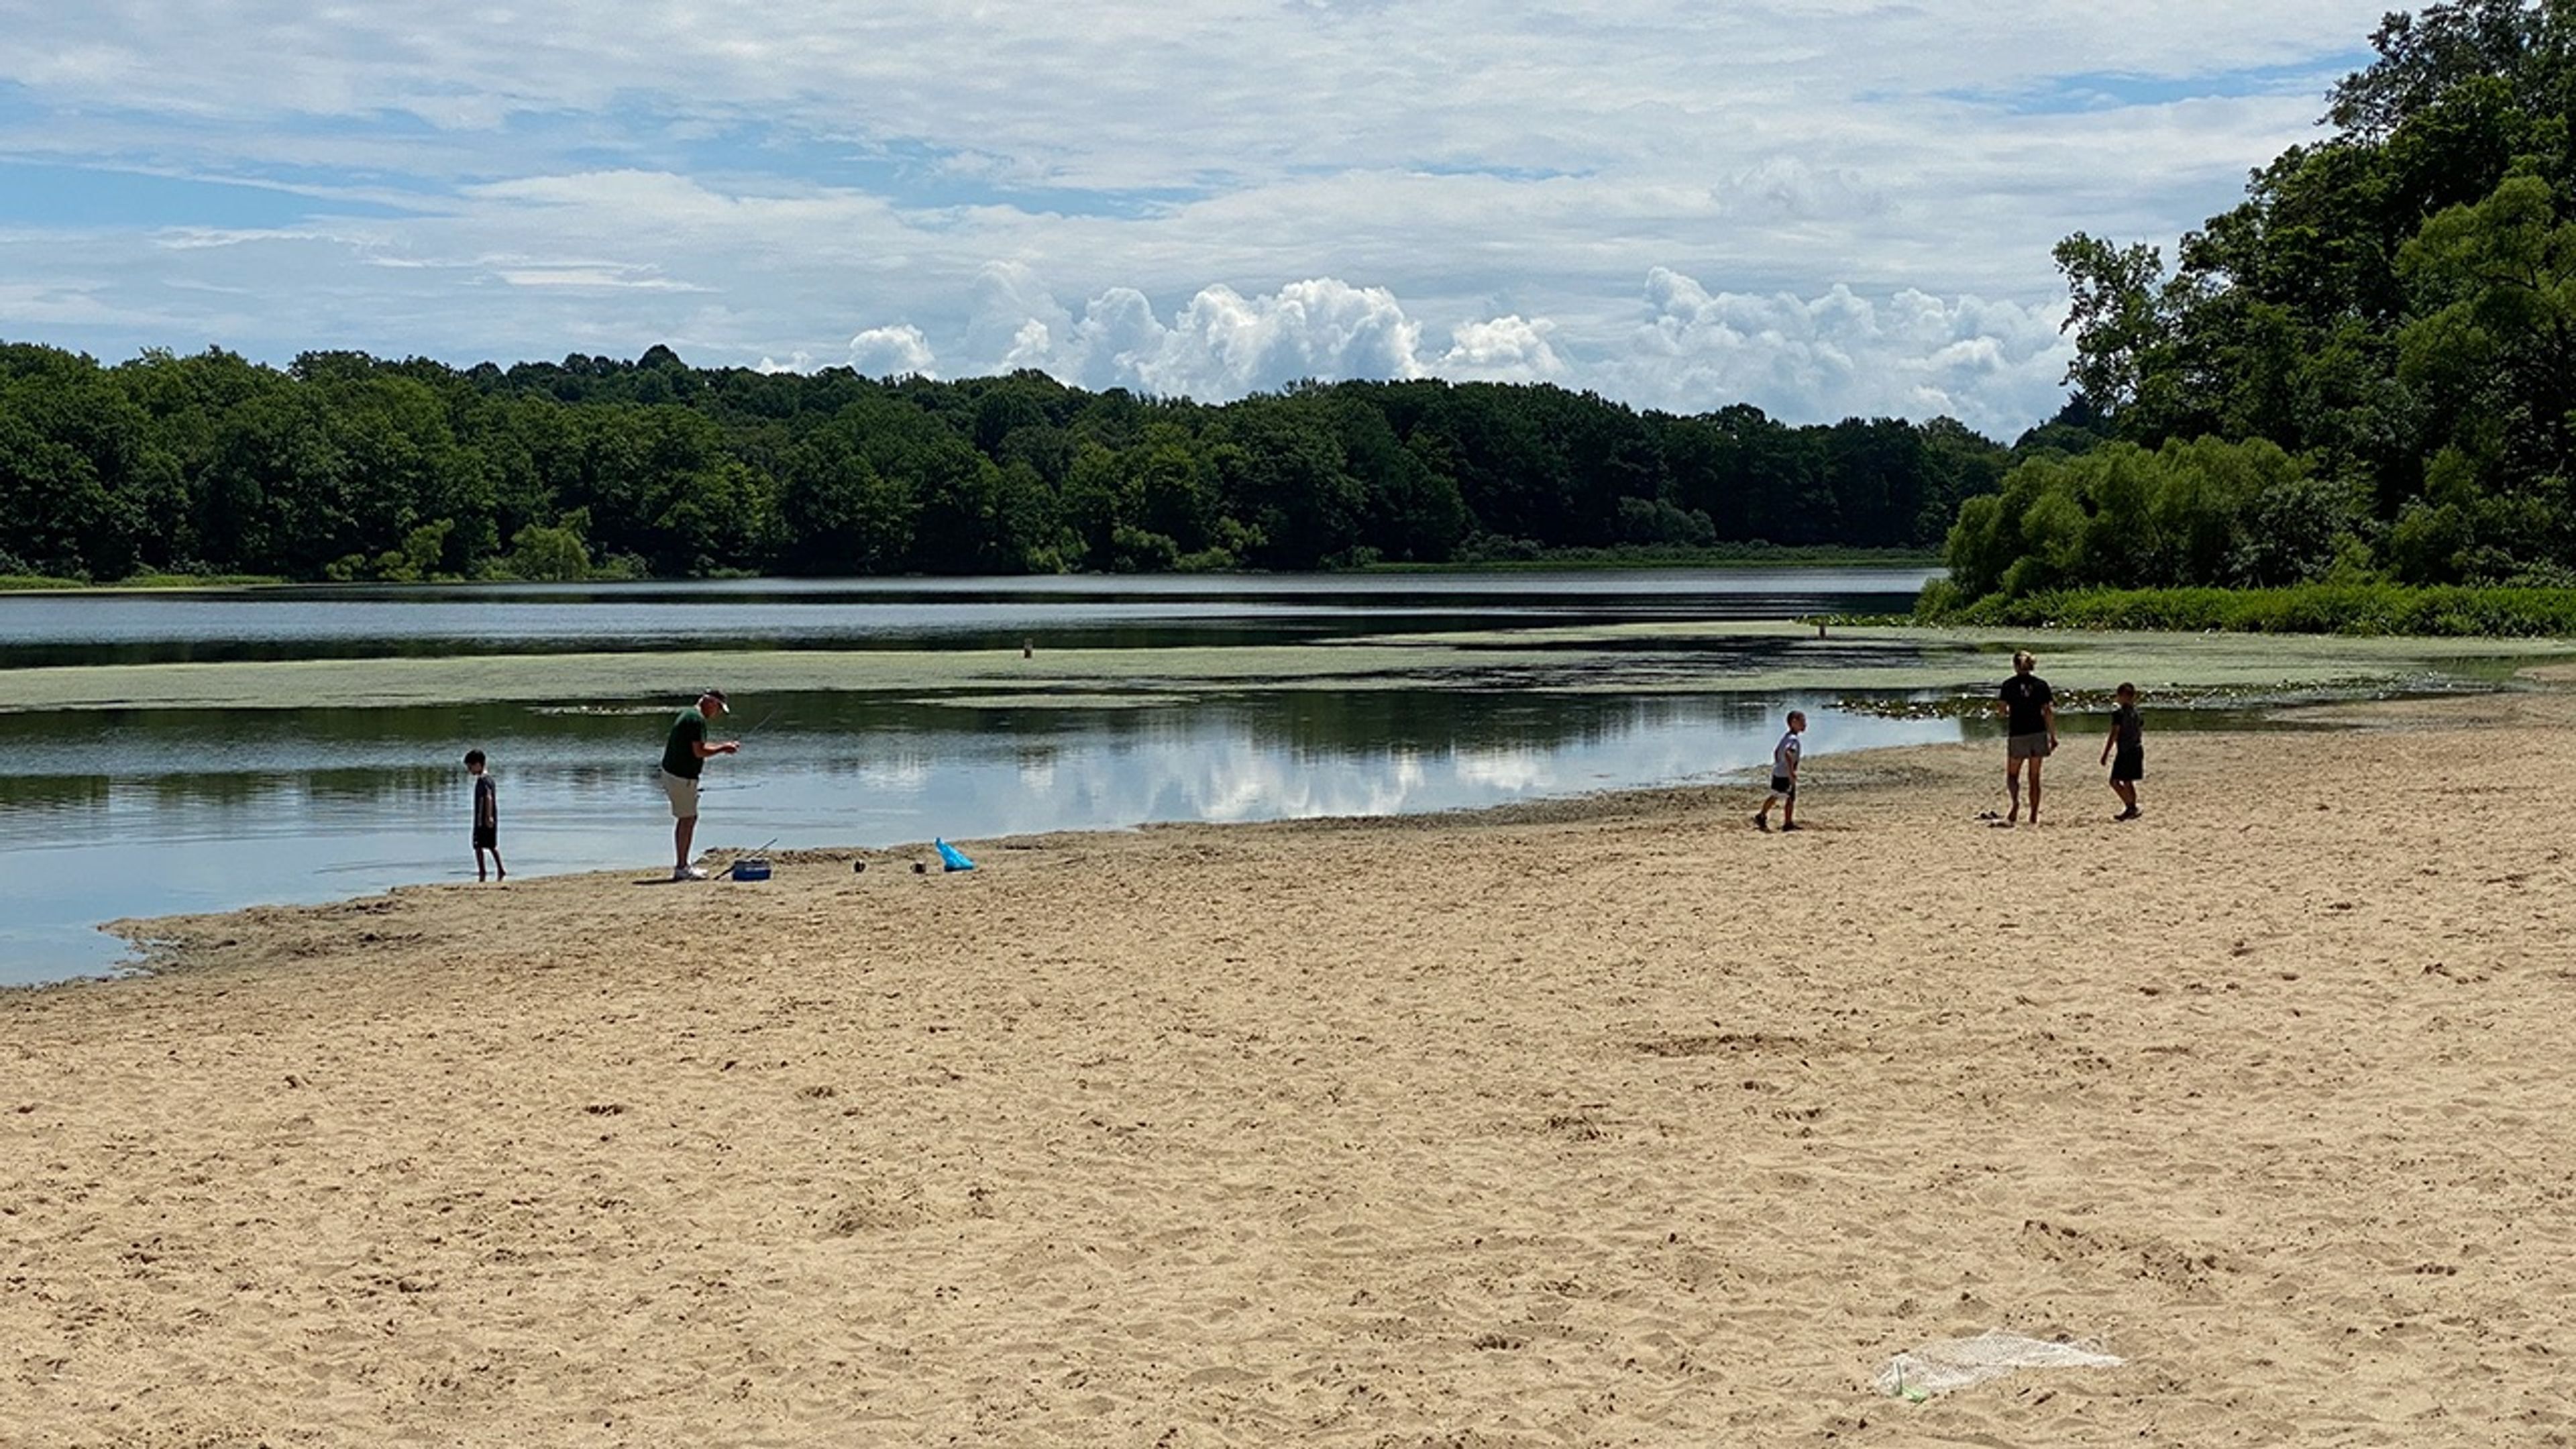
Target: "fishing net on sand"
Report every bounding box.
[1872,1330,2124,1399]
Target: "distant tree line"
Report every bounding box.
[1945,0,2576,612]
[0,339,2017,584]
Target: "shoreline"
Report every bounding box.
[38,625,2546,994]
[64,678,2557,989]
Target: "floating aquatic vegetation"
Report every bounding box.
[6,620,2571,713]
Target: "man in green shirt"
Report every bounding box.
[659,688,739,879]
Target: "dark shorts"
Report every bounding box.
[2111,747,2144,784]
[473,824,498,849]
[2007,733,2053,761]
[1770,774,1796,798]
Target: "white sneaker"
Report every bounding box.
[673,864,708,881]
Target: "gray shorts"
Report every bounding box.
[2006,733,2053,761]
[660,769,701,819]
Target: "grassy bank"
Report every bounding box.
[0,572,287,592]
[1919,584,2576,638]
[1363,543,1941,572]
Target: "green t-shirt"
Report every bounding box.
[661,710,706,779]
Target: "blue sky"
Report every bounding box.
[0,2,2390,435]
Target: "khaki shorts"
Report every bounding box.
[660,769,701,820]
[2006,733,2053,761]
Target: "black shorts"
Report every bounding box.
[1770,774,1796,798]
[2110,747,2143,784]
[473,824,498,849]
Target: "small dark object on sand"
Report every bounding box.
[911,861,928,873]
[853,860,867,873]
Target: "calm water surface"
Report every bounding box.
[0,570,1935,665]
[1,570,1957,985]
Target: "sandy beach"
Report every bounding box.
[7,686,2576,1446]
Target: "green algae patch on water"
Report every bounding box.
[0,639,1605,713]
[906,692,1199,712]
[1352,618,1827,646]
[1369,621,2576,696]
[8,621,2571,714]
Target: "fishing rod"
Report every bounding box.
[699,708,777,792]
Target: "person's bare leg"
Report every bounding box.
[2006,757,2024,822]
[492,849,506,881]
[2027,755,2044,825]
[675,815,698,872]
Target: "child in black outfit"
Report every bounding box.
[465,749,506,880]
[2101,683,2143,822]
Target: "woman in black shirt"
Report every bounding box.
[1997,650,2055,826]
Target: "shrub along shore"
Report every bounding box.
[1916,582,2576,639]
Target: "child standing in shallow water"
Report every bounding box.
[1752,710,1805,833]
[2102,683,2144,822]
[465,749,505,881]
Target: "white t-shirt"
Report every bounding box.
[1772,729,1802,777]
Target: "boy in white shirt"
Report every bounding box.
[1752,710,1805,833]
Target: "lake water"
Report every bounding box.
[0,570,1960,985]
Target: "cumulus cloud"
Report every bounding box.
[964,261,1073,370]
[914,265,2056,429]
[941,272,1588,400]
[957,276,1428,398]
[847,323,936,378]
[1148,280,1424,394]
[1614,268,2074,435]
[1434,315,1566,384]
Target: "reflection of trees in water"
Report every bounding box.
[141,772,269,810]
[2,774,114,814]
[1228,690,1796,757]
[3,766,468,822]
[0,683,1955,847]
[306,767,454,810]
[0,688,1809,799]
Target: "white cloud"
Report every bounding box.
[847,324,936,378]
[945,276,1430,397]
[824,266,2057,431]
[1435,315,1566,384]
[941,274,1591,398]
[1146,280,1424,395]
[965,261,1072,370]
[494,265,708,292]
[1615,269,2074,433]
